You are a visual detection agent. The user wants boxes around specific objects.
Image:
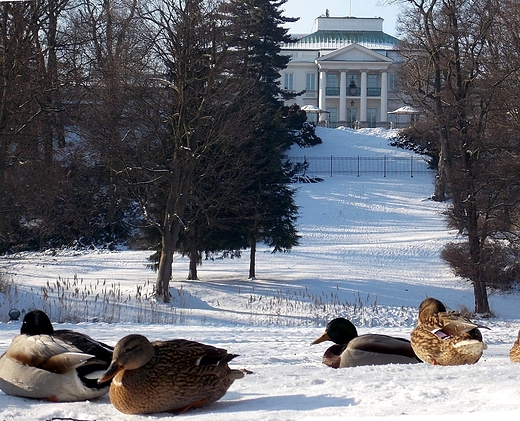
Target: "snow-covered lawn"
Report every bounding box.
[1,126,519,420]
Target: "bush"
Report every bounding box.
[441,240,520,292]
[390,123,439,169]
[0,270,8,294]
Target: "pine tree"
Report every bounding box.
[221,0,301,278]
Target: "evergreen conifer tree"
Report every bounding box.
[220,0,301,278]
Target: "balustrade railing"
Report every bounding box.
[324,86,382,97]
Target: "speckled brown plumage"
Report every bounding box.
[510,330,520,363]
[99,334,244,414]
[410,298,488,366]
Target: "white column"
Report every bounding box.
[380,71,388,123]
[318,70,327,123]
[360,71,367,123]
[339,71,347,123]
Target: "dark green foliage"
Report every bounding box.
[389,124,438,170]
[169,0,302,279]
[0,0,304,285]
[221,0,297,98]
[280,104,322,148]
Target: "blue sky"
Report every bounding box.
[282,0,403,37]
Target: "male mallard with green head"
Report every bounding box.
[311,317,421,368]
[410,297,488,365]
[98,334,244,414]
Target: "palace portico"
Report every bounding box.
[280,14,406,128]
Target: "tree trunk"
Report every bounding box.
[433,126,449,202]
[432,57,450,203]
[466,198,491,314]
[473,269,490,315]
[155,153,193,302]
[249,236,256,279]
[41,0,60,166]
[187,230,198,280]
[156,181,182,302]
[156,227,175,303]
[0,136,5,197]
[433,145,446,201]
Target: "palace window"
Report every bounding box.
[306,73,316,91]
[284,73,294,91]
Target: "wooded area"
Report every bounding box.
[3,0,520,312]
[0,0,320,302]
[394,0,520,313]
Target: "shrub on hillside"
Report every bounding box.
[441,240,520,292]
[391,123,439,169]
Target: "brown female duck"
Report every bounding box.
[510,330,520,363]
[98,334,244,414]
[410,297,488,365]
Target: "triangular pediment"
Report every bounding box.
[316,44,392,63]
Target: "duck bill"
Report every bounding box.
[310,332,331,345]
[98,362,122,384]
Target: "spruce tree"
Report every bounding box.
[174,0,315,280]
[221,0,301,278]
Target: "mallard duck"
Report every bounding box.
[98,334,245,414]
[410,297,488,365]
[510,330,520,363]
[310,317,421,368]
[0,309,113,401]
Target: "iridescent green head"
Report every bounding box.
[311,318,358,345]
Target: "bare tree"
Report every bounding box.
[35,0,69,163]
[63,0,151,238]
[0,2,59,250]
[396,0,520,314]
[133,0,249,302]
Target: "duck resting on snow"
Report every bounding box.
[98,334,245,414]
[510,330,520,363]
[0,309,113,401]
[311,317,422,368]
[410,297,488,366]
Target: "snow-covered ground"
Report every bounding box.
[1,126,519,421]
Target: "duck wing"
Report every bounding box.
[153,339,238,367]
[5,334,86,367]
[39,352,98,374]
[436,312,489,337]
[53,329,113,363]
[349,334,418,358]
[6,333,108,372]
[337,335,421,367]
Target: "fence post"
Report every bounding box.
[330,155,333,177]
[384,155,387,177]
[411,155,414,178]
[357,156,360,177]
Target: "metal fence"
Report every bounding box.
[291,156,431,177]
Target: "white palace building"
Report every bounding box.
[280,12,411,128]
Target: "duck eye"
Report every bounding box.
[125,345,139,353]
